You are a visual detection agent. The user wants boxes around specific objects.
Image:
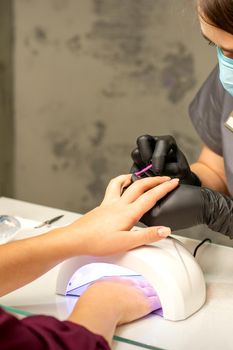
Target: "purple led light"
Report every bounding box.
[65,263,163,317]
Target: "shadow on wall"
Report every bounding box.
[87,0,196,102]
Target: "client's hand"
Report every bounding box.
[0,174,178,297]
[64,175,179,256]
[68,277,159,345]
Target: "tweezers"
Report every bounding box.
[34,215,64,228]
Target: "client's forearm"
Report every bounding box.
[68,298,118,346]
[0,227,72,296]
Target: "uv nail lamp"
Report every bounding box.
[56,237,206,321]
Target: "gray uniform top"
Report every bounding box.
[189,65,233,197]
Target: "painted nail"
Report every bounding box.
[170,178,180,183]
[157,226,171,238]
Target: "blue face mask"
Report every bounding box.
[217,47,233,96]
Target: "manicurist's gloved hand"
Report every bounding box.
[140,183,233,238]
[131,134,201,186]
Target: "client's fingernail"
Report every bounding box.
[170,178,180,183]
[162,176,171,180]
[157,226,171,237]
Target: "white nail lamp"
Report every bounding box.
[56,237,206,321]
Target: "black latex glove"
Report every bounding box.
[131,135,201,186]
[140,183,233,238]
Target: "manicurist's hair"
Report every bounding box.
[198,0,233,35]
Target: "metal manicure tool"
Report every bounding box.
[134,164,153,177]
[131,164,153,182]
[34,215,64,229]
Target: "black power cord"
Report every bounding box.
[193,238,212,257]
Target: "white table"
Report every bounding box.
[0,197,233,350]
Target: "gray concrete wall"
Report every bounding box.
[12,0,233,247]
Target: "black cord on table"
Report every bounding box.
[193,238,212,257]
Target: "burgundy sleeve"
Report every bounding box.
[0,308,110,350]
